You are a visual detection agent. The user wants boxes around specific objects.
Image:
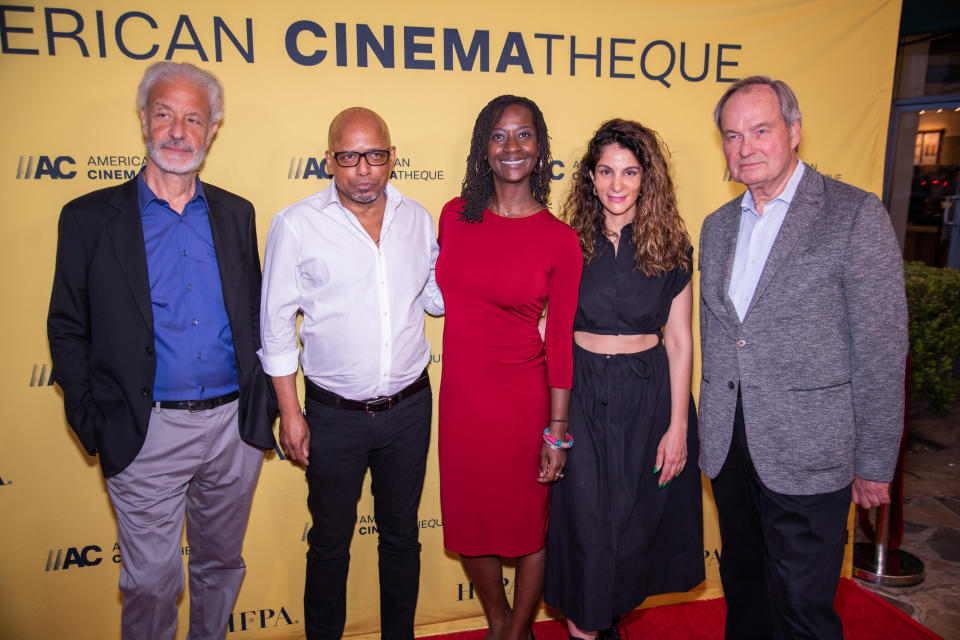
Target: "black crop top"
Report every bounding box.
[573,225,693,335]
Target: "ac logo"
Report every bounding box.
[30,364,55,387]
[227,607,297,632]
[288,157,332,180]
[45,545,102,571]
[16,155,76,180]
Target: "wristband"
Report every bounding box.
[543,428,574,450]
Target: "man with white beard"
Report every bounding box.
[48,61,277,640]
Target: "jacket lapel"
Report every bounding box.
[205,185,242,324]
[106,179,153,332]
[719,199,744,324]
[743,167,825,322]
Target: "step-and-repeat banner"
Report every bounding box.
[1,1,900,637]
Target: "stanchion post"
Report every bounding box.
[853,359,924,586]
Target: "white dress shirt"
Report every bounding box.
[728,161,806,321]
[258,180,443,400]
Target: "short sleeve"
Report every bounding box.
[438,197,464,247]
[544,225,584,389]
[665,245,694,300]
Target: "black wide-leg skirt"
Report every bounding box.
[544,342,705,631]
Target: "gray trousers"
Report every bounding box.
[106,400,263,640]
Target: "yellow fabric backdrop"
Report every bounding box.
[1,0,899,637]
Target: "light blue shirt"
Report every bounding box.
[728,160,805,321]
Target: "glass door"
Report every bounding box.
[884,101,960,267]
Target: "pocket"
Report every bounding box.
[762,383,854,473]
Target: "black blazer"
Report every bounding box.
[48,177,277,477]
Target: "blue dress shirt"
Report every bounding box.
[728,161,806,321]
[137,172,238,401]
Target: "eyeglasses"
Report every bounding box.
[332,149,391,167]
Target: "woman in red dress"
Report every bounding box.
[436,95,582,640]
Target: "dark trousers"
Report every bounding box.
[711,395,852,640]
[303,385,431,640]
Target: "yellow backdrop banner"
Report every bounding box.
[1,0,899,637]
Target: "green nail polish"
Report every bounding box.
[658,482,664,488]
[653,465,660,474]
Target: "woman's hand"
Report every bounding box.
[538,443,567,483]
[654,424,687,488]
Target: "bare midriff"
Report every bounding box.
[573,331,659,355]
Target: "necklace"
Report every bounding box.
[491,202,541,217]
[602,227,620,240]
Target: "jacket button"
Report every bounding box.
[140,387,150,397]
[728,381,735,390]
[146,346,155,356]
[736,339,746,347]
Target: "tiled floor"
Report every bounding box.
[855,401,960,639]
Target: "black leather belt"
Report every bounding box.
[305,370,429,413]
[156,390,239,412]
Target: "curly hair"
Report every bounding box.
[459,95,552,223]
[562,119,691,277]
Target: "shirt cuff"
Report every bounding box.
[257,347,301,377]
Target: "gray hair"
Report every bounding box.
[137,62,224,123]
[713,75,801,130]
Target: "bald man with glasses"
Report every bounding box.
[259,107,443,640]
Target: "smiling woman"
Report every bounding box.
[435,95,583,640]
[547,118,702,639]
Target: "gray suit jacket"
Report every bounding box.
[698,166,907,495]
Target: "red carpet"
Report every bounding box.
[424,579,942,640]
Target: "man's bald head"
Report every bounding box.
[324,107,396,210]
[328,107,391,151]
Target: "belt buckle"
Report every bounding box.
[187,399,204,413]
[364,397,393,413]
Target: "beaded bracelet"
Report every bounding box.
[543,428,574,450]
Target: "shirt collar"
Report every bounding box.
[322,179,404,215]
[136,169,207,214]
[741,160,805,215]
[317,178,404,210]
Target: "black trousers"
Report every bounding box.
[303,384,431,640]
[711,395,852,640]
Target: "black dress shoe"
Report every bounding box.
[596,615,626,640]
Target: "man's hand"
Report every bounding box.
[279,411,310,465]
[271,373,309,465]
[852,476,891,509]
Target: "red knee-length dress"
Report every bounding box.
[436,198,582,556]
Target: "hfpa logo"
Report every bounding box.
[458,577,512,601]
[30,364,55,388]
[16,155,77,180]
[227,607,297,632]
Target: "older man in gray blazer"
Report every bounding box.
[698,75,907,639]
